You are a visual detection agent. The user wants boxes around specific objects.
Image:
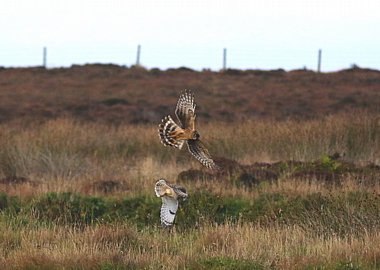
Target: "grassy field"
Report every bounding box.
[0,112,379,269]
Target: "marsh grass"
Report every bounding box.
[0,113,379,269]
[1,222,380,269]
[207,113,379,163]
[0,113,378,182]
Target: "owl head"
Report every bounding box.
[155,179,173,197]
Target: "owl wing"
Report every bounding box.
[186,139,220,170]
[170,184,188,200]
[160,196,179,227]
[175,90,196,129]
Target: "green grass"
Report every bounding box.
[1,191,379,237]
[189,257,265,270]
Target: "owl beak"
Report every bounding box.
[165,188,173,196]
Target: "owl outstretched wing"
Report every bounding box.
[175,90,196,130]
[186,139,219,170]
[170,184,188,200]
[160,196,179,227]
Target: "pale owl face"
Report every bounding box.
[155,179,173,197]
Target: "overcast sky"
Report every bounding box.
[1,0,379,71]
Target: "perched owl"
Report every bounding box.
[158,90,220,170]
[154,179,188,227]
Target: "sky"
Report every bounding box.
[0,0,379,71]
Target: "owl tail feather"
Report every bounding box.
[158,116,185,149]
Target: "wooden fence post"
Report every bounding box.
[317,49,322,72]
[223,48,227,70]
[136,44,141,66]
[43,47,47,68]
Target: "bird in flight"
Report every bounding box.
[158,90,219,170]
[154,179,188,227]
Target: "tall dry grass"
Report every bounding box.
[0,113,378,169]
[0,113,378,196]
[0,222,379,269]
[206,112,380,163]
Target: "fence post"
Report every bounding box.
[223,48,227,70]
[43,47,47,68]
[136,44,141,66]
[317,49,322,72]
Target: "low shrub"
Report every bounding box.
[0,191,379,236]
[189,257,265,270]
[31,192,107,226]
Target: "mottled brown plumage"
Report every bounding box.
[158,90,219,170]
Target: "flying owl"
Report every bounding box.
[158,90,219,170]
[154,179,188,227]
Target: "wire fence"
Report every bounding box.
[1,45,379,72]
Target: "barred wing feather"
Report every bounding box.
[158,116,185,149]
[175,90,196,129]
[186,139,219,170]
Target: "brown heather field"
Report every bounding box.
[0,65,379,124]
[0,65,380,269]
